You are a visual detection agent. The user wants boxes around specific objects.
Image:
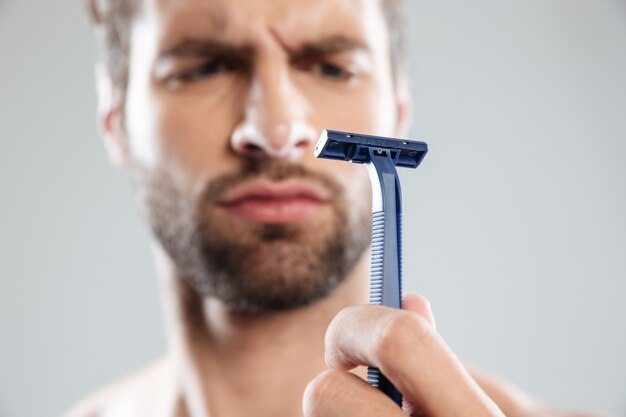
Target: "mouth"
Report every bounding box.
[216,180,330,224]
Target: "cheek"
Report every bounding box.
[157,92,239,173]
[127,78,247,180]
[321,159,372,215]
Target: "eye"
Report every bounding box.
[317,62,344,78]
[173,59,227,83]
[170,56,248,85]
[308,61,355,82]
[191,60,227,78]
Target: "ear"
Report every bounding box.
[95,65,129,168]
[393,68,413,138]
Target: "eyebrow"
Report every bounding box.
[289,35,371,60]
[158,39,254,61]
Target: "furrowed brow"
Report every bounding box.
[158,38,253,60]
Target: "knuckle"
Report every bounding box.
[325,306,363,363]
[302,369,344,416]
[376,311,434,368]
[326,307,349,339]
[329,305,360,330]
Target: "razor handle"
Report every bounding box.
[314,130,428,408]
[366,148,403,406]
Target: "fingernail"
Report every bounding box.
[427,301,437,330]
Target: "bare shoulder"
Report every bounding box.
[62,357,176,417]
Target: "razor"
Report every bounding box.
[315,129,428,406]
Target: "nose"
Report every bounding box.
[231,67,316,160]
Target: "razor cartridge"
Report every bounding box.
[315,129,428,406]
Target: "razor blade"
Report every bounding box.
[315,129,428,407]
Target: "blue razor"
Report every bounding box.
[314,129,428,406]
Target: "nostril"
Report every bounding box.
[295,139,310,149]
[243,143,264,155]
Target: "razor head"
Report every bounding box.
[315,130,428,168]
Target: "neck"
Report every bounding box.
[153,242,370,417]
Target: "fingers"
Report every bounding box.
[324,293,505,417]
[402,293,436,329]
[303,368,406,417]
[322,294,434,371]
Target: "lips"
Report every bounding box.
[217,180,330,224]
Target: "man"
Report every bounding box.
[66,0,593,416]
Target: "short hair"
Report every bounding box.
[85,0,407,97]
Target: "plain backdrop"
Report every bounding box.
[1,1,625,416]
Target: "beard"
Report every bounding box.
[132,159,371,314]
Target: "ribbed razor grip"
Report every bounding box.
[369,211,385,304]
[367,211,402,406]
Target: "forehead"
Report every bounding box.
[142,0,388,51]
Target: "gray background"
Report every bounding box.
[1,0,625,416]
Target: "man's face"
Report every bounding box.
[110,0,407,312]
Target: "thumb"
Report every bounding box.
[402,293,436,329]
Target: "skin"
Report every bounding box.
[66,0,605,416]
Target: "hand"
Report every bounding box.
[303,293,506,417]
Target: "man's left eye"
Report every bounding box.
[310,62,354,82]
